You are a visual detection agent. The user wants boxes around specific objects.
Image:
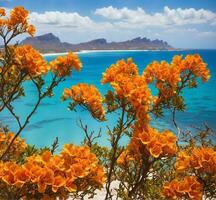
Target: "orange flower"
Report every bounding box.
[143,54,210,107]
[117,150,135,166]
[14,167,30,188]
[190,147,216,174]
[7,7,29,28]
[41,150,52,163]
[63,84,105,120]
[25,164,42,183]
[0,132,6,142]
[37,168,54,193]
[101,58,152,122]
[176,151,190,172]
[148,141,163,158]
[1,162,18,185]
[119,123,177,165]
[15,45,49,76]
[176,147,216,174]
[50,52,82,77]
[0,6,35,36]
[0,7,6,16]
[161,176,203,200]
[101,58,138,84]
[65,177,77,192]
[137,125,177,158]
[26,24,36,36]
[0,132,27,158]
[139,126,157,145]
[52,175,65,193]
[6,7,35,36]
[2,171,16,185]
[0,143,105,196]
[182,54,210,82]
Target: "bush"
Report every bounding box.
[0,6,215,200]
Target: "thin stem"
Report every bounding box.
[0,73,26,112]
[128,158,152,198]
[0,75,64,160]
[172,107,181,138]
[105,102,126,200]
[0,79,42,160]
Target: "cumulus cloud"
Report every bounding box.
[95,6,216,27]
[30,11,112,30]
[2,6,216,48]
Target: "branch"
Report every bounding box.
[171,107,181,138]
[77,119,102,147]
[0,73,26,112]
[128,158,152,198]
[0,77,42,160]
[105,101,126,200]
[50,137,59,154]
[0,75,65,160]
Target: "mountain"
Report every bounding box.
[21,33,174,53]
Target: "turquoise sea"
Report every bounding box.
[1,50,216,149]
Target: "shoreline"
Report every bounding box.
[42,49,182,57]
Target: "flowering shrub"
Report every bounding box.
[65,55,215,199]
[143,54,210,117]
[0,5,215,200]
[0,6,105,199]
[0,142,105,199]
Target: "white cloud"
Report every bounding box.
[2,6,216,48]
[30,11,112,30]
[95,6,216,27]
[164,6,216,25]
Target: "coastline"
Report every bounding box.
[42,49,182,57]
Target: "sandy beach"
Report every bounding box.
[41,49,182,57]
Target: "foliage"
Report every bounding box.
[0,6,104,200]
[0,5,215,200]
[64,53,215,200]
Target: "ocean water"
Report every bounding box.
[1,50,216,149]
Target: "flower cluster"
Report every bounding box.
[176,147,216,174]
[133,125,177,158]
[63,83,105,120]
[102,58,152,122]
[161,176,203,200]
[0,144,105,197]
[0,7,35,36]
[143,60,180,100]
[50,52,82,77]
[180,54,210,82]
[118,124,177,167]
[0,132,27,158]
[15,45,49,76]
[139,127,177,158]
[101,58,138,84]
[143,54,210,104]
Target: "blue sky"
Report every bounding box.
[1,0,216,48]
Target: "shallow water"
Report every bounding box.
[1,50,215,149]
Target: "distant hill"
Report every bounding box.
[21,33,174,53]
